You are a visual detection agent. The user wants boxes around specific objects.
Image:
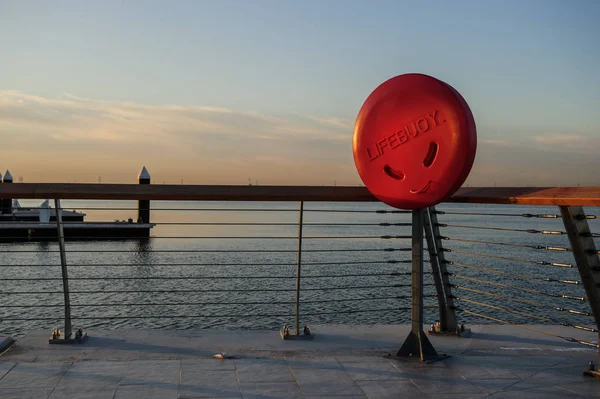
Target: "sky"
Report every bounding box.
[0,0,599,186]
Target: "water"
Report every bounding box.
[0,201,598,338]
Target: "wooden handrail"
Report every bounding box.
[0,184,598,206]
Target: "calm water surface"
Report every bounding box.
[1,201,598,338]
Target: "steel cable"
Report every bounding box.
[442,237,570,252]
[452,285,593,318]
[437,223,565,235]
[449,275,587,301]
[457,308,598,348]
[442,250,575,268]
[455,297,597,333]
[447,262,582,285]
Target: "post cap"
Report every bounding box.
[3,170,13,182]
[138,166,151,180]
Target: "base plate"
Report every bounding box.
[428,328,471,338]
[584,369,600,378]
[49,332,87,345]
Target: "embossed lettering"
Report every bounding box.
[366,109,444,163]
[406,123,418,137]
[377,138,389,154]
[397,130,408,144]
[388,133,400,149]
[417,118,429,132]
[427,110,445,126]
[366,146,380,161]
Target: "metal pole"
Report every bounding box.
[411,208,424,333]
[395,208,445,361]
[55,199,72,338]
[295,201,304,336]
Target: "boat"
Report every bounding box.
[0,200,155,242]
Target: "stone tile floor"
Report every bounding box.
[0,325,599,398]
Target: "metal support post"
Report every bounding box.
[424,206,465,336]
[295,200,304,336]
[281,201,312,340]
[391,209,448,362]
[49,199,86,344]
[560,206,600,377]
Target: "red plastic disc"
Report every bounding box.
[353,74,477,209]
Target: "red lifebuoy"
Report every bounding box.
[353,74,477,209]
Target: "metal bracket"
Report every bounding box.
[423,206,464,336]
[280,324,313,340]
[49,328,87,344]
[389,209,449,363]
[560,206,600,377]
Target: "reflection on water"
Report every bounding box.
[0,201,598,338]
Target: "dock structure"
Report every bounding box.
[0,167,156,241]
[137,166,151,225]
[0,221,156,241]
[1,170,12,214]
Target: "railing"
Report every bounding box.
[0,184,598,352]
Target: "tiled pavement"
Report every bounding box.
[0,325,599,398]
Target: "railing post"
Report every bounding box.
[392,209,448,362]
[559,206,600,377]
[424,206,461,335]
[55,199,72,338]
[281,200,312,340]
[49,200,86,344]
[295,201,304,336]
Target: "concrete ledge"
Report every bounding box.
[0,324,596,363]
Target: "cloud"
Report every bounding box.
[534,134,587,144]
[306,116,354,130]
[0,90,351,145]
[0,90,358,184]
[1,90,597,186]
[480,139,516,148]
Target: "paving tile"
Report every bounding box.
[0,362,70,389]
[286,357,343,370]
[410,377,483,395]
[115,384,179,398]
[121,359,180,386]
[424,395,486,399]
[557,381,600,397]
[178,384,242,398]
[54,361,126,390]
[356,380,425,399]
[337,358,405,381]
[399,366,465,380]
[508,365,591,390]
[305,396,367,399]
[0,362,16,379]
[489,355,567,369]
[182,359,236,371]
[180,365,240,399]
[454,365,521,380]
[181,369,239,385]
[239,382,303,399]
[235,359,295,383]
[469,379,521,394]
[290,367,364,396]
[486,386,586,398]
[0,388,53,399]
[49,387,116,398]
